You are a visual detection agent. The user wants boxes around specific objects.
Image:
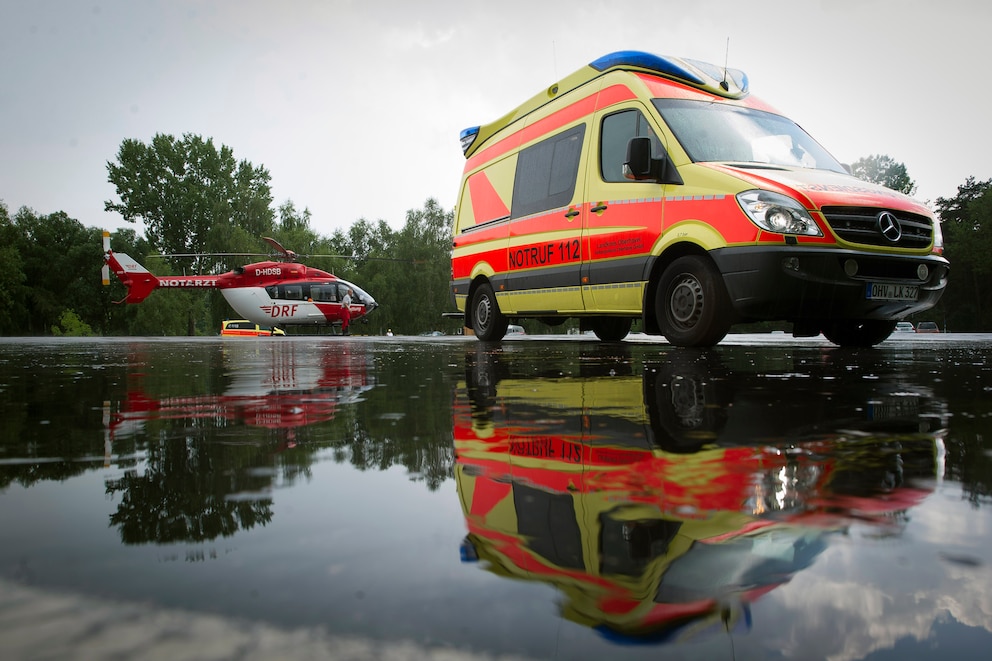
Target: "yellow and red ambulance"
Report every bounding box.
[450,51,948,346]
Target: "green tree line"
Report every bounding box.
[0,137,990,336]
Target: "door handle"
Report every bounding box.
[564,209,580,219]
[590,204,608,213]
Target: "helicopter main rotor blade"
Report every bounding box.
[147,252,268,258]
[306,254,428,264]
[262,236,298,261]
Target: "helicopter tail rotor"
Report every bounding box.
[101,231,112,285]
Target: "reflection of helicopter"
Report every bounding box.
[102,232,377,329]
[107,343,375,443]
[454,347,944,643]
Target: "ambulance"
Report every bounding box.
[449,51,949,347]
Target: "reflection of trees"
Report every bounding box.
[103,416,329,544]
[329,350,457,491]
[0,348,127,489]
[944,432,992,508]
[105,442,274,544]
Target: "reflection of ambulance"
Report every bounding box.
[454,348,941,641]
[455,375,825,641]
[450,51,949,347]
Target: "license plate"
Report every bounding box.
[865,283,919,301]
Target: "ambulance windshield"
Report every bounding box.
[654,99,846,173]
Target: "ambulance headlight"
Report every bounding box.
[932,218,944,255]
[737,190,822,237]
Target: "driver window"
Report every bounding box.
[600,109,662,183]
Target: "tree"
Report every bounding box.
[51,310,94,336]
[105,133,276,334]
[334,199,453,335]
[850,154,917,196]
[935,177,992,331]
[105,133,275,272]
[270,200,320,258]
[389,198,453,333]
[0,201,27,334]
[12,208,105,335]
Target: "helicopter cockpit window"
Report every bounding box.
[265,286,278,299]
[283,285,303,300]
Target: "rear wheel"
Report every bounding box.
[821,320,897,347]
[470,282,508,341]
[656,255,732,347]
[589,317,632,342]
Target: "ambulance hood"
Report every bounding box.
[704,164,932,216]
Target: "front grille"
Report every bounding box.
[821,206,933,249]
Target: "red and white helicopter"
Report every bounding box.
[102,232,377,329]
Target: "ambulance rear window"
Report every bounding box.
[654,99,845,173]
[511,124,585,218]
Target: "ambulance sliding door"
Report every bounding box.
[503,123,590,315]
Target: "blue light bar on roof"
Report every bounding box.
[459,126,480,155]
[589,51,706,86]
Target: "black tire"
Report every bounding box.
[589,317,632,342]
[470,282,508,341]
[821,320,897,347]
[644,350,729,453]
[656,255,733,347]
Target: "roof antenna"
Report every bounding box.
[720,37,731,91]
[552,40,559,81]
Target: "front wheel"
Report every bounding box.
[821,320,897,347]
[470,282,508,341]
[656,255,732,347]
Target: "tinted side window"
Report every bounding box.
[268,284,308,300]
[511,124,585,218]
[310,285,337,302]
[600,110,662,182]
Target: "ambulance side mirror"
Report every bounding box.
[624,137,683,185]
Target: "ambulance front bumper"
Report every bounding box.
[710,246,949,322]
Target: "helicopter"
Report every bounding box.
[102,232,377,330]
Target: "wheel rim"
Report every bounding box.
[669,274,703,330]
[475,294,492,332]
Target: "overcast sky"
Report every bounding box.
[2,0,989,239]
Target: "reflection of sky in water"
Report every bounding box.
[754,489,992,661]
[5,474,988,660]
[0,337,991,659]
